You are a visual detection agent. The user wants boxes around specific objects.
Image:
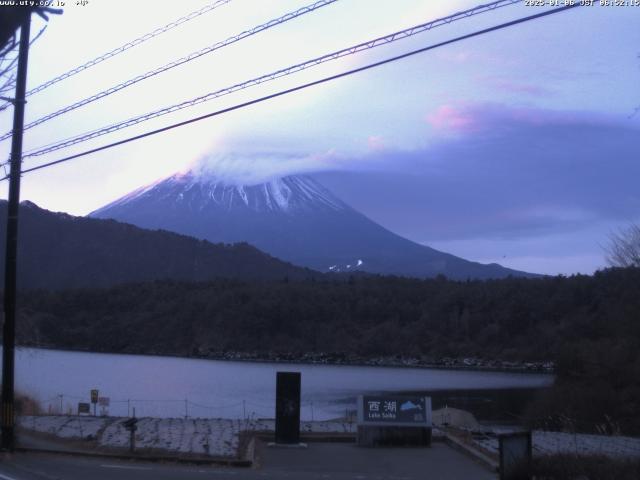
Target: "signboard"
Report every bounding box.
[98,397,110,407]
[77,402,90,415]
[358,395,432,427]
[90,389,99,404]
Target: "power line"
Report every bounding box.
[0,3,581,182]
[0,0,232,113]
[0,0,338,142]
[19,0,523,159]
[33,0,233,98]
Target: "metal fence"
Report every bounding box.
[36,393,357,422]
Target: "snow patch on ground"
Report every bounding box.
[472,430,640,459]
[18,416,356,458]
[18,415,108,439]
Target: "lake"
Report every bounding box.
[8,348,553,421]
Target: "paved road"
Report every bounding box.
[257,443,497,480]
[0,443,496,480]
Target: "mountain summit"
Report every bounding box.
[91,171,533,279]
[98,172,348,215]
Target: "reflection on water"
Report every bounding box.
[7,348,553,420]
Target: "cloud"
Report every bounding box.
[186,131,400,185]
[190,152,324,186]
[427,234,609,276]
[425,104,479,134]
[186,102,640,255]
[478,76,553,97]
[433,49,514,68]
[367,135,386,152]
[425,102,602,136]
[189,148,349,186]
[434,50,472,64]
[314,103,640,244]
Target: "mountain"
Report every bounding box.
[0,200,314,290]
[91,172,534,280]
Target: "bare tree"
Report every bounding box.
[605,223,640,268]
[0,25,47,113]
[0,32,19,108]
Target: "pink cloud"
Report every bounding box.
[426,104,478,134]
[425,103,607,137]
[367,135,385,151]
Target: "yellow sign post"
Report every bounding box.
[90,389,99,416]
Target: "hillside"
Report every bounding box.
[0,200,316,289]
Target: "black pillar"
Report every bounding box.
[275,371,301,444]
[2,11,31,452]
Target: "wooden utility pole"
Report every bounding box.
[2,12,31,452]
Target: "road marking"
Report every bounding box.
[0,473,19,480]
[100,464,153,471]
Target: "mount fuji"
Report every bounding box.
[90,171,533,279]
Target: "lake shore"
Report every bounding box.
[8,347,554,421]
[17,343,555,374]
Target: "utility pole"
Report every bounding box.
[2,12,31,452]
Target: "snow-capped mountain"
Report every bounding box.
[91,171,533,279]
[100,173,348,214]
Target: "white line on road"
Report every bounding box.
[100,464,153,471]
[0,473,19,480]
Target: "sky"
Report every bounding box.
[0,0,639,276]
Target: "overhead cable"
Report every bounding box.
[29,0,233,97]
[0,0,233,112]
[20,0,524,158]
[0,3,581,182]
[0,0,338,141]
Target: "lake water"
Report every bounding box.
[9,348,553,420]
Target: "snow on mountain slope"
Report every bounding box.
[94,172,347,215]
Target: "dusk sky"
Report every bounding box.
[0,0,638,275]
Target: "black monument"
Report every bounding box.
[275,371,301,444]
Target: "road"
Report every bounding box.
[0,443,496,480]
